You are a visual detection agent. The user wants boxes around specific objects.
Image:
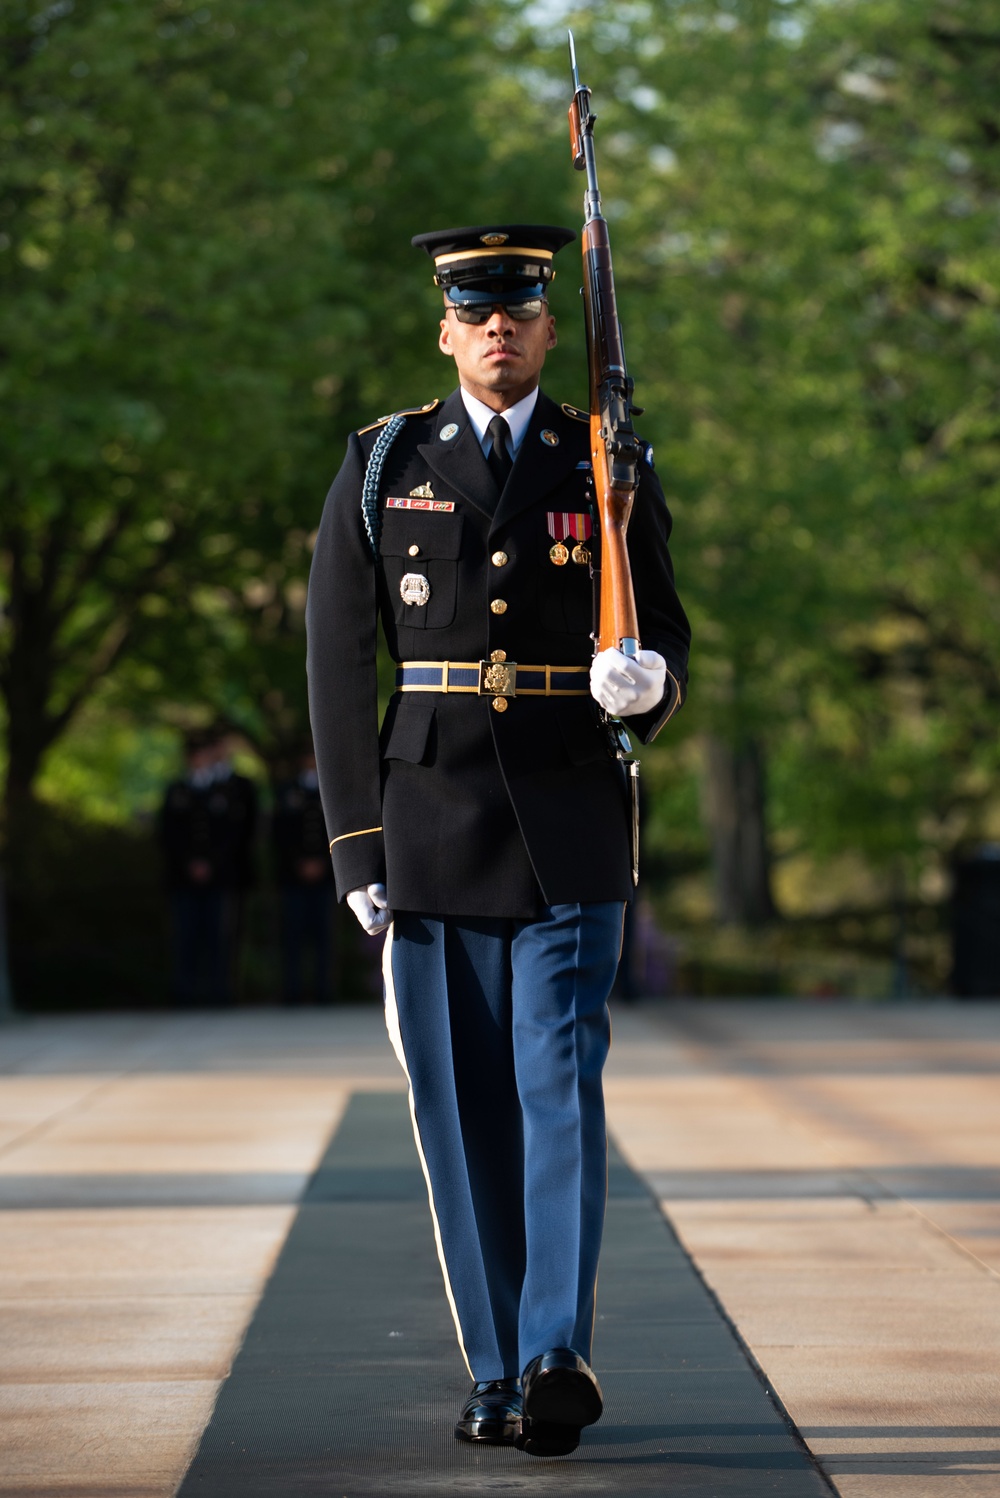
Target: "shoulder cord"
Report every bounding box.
[361,414,406,559]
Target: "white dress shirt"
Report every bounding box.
[460,386,539,460]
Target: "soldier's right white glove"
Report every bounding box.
[590,647,667,717]
[346,882,392,935]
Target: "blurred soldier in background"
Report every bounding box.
[271,745,336,1005]
[157,729,257,1006]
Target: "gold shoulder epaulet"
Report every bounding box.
[357,399,440,436]
[561,402,589,423]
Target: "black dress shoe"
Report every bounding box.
[517,1348,603,1457]
[454,1378,523,1444]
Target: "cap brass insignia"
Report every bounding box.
[480,232,509,245]
[409,483,435,499]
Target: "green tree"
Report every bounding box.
[0,0,580,869]
[520,1,999,934]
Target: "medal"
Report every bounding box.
[546,511,593,567]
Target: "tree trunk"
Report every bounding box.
[702,734,778,925]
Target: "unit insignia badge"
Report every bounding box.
[400,573,431,607]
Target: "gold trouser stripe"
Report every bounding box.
[381,929,473,1378]
[328,825,382,851]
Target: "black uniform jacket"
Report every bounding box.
[158,773,257,892]
[271,778,336,888]
[306,387,690,919]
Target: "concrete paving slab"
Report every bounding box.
[0,1032,355,1495]
[0,1205,295,1298]
[606,1001,1000,1498]
[0,1171,312,1209]
[660,1197,961,1269]
[0,1293,264,1381]
[3,1000,999,1497]
[0,1379,219,1493]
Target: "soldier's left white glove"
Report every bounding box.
[590,648,667,717]
[346,882,392,936]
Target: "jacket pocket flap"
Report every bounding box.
[381,697,436,764]
[380,510,462,560]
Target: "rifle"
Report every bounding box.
[567,31,643,662]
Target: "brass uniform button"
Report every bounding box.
[408,544,420,557]
[490,599,507,615]
[492,696,509,713]
[490,650,507,662]
[491,550,508,567]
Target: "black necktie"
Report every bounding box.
[486,414,513,492]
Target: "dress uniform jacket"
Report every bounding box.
[305,387,690,919]
[158,771,258,891]
[271,777,336,888]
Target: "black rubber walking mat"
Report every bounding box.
[177,1091,831,1496]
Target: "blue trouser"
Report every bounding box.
[382,901,623,1381]
[170,888,239,1006]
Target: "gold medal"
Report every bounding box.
[549,542,569,566]
[571,543,590,566]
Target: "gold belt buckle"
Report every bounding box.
[478,659,517,696]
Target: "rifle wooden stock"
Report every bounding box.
[580,218,641,656]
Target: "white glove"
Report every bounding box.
[590,648,667,717]
[346,882,392,935]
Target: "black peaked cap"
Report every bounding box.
[412,224,576,294]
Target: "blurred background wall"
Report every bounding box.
[2,0,998,1009]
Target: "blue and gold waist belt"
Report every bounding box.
[395,659,590,702]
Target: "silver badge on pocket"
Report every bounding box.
[400,572,431,607]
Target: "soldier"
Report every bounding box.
[158,729,257,1006]
[271,746,336,1005]
[305,225,689,1454]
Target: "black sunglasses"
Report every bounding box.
[448,298,547,326]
